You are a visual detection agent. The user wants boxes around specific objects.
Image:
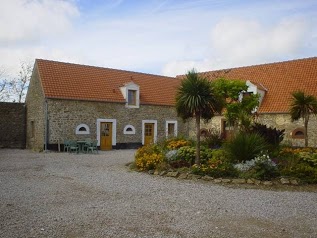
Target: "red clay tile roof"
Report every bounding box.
[177,57,317,113]
[36,59,180,106]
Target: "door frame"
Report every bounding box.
[221,118,234,140]
[97,119,116,147]
[142,120,157,145]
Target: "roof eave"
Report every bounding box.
[45,96,125,104]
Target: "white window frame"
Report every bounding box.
[75,124,90,135]
[142,120,157,145]
[123,125,136,135]
[96,119,117,146]
[165,120,178,138]
[120,82,140,108]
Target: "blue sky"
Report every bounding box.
[1,0,316,77]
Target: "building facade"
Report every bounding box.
[26,59,188,151]
[26,57,317,151]
[184,57,317,147]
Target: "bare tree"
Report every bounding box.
[0,69,6,93]
[0,68,13,102]
[12,62,33,103]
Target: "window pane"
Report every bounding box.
[79,127,86,131]
[128,90,136,105]
[168,123,175,136]
[145,124,152,136]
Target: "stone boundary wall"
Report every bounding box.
[0,102,26,148]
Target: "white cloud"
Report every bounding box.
[211,17,308,61]
[0,0,79,44]
[0,46,82,76]
[1,0,316,81]
[162,17,314,76]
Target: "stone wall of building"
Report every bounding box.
[188,116,223,139]
[0,102,26,148]
[46,99,189,149]
[257,113,317,147]
[188,113,317,147]
[25,63,46,151]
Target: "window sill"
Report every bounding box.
[126,104,139,109]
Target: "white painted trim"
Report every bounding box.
[120,82,140,108]
[75,124,90,135]
[165,120,178,138]
[142,120,157,145]
[123,125,136,135]
[96,119,117,146]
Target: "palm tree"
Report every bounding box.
[176,69,222,164]
[289,91,317,147]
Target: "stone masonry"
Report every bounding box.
[0,102,26,148]
[189,114,317,147]
[25,64,45,151]
[46,98,189,149]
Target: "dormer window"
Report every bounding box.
[245,80,267,112]
[120,82,140,108]
[242,92,253,98]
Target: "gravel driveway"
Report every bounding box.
[0,149,316,238]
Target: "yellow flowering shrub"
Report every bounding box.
[135,144,164,171]
[166,139,191,150]
[191,158,237,177]
[280,147,317,155]
[135,153,164,171]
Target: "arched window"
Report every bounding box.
[200,128,208,137]
[291,128,305,139]
[75,124,90,135]
[123,125,136,135]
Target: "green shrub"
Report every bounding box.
[177,146,196,165]
[224,133,268,163]
[281,162,317,184]
[191,149,237,177]
[235,152,279,180]
[211,149,230,162]
[200,146,214,164]
[250,123,285,149]
[176,146,213,165]
[276,150,300,171]
[299,152,317,167]
[191,158,238,178]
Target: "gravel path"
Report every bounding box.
[0,149,316,238]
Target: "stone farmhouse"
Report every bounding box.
[26,59,189,151]
[25,57,317,151]
[181,57,317,147]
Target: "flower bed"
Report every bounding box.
[133,137,317,185]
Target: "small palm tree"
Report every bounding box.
[289,91,317,147]
[176,69,222,164]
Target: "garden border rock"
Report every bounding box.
[138,168,302,187]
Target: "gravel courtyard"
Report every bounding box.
[0,149,316,238]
